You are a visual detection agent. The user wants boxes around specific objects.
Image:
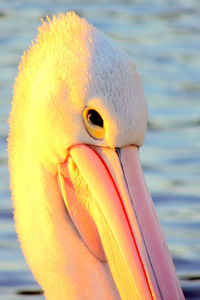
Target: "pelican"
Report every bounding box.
[8,12,184,300]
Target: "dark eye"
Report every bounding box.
[87,109,103,128]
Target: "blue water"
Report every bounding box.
[0,0,200,299]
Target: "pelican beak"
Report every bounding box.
[58,144,184,300]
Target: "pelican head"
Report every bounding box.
[8,12,184,300]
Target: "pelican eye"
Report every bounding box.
[87,109,103,127]
[83,107,105,140]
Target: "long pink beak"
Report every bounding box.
[58,144,184,300]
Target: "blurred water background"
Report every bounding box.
[0,0,200,299]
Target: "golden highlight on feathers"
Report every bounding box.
[9,12,96,174]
